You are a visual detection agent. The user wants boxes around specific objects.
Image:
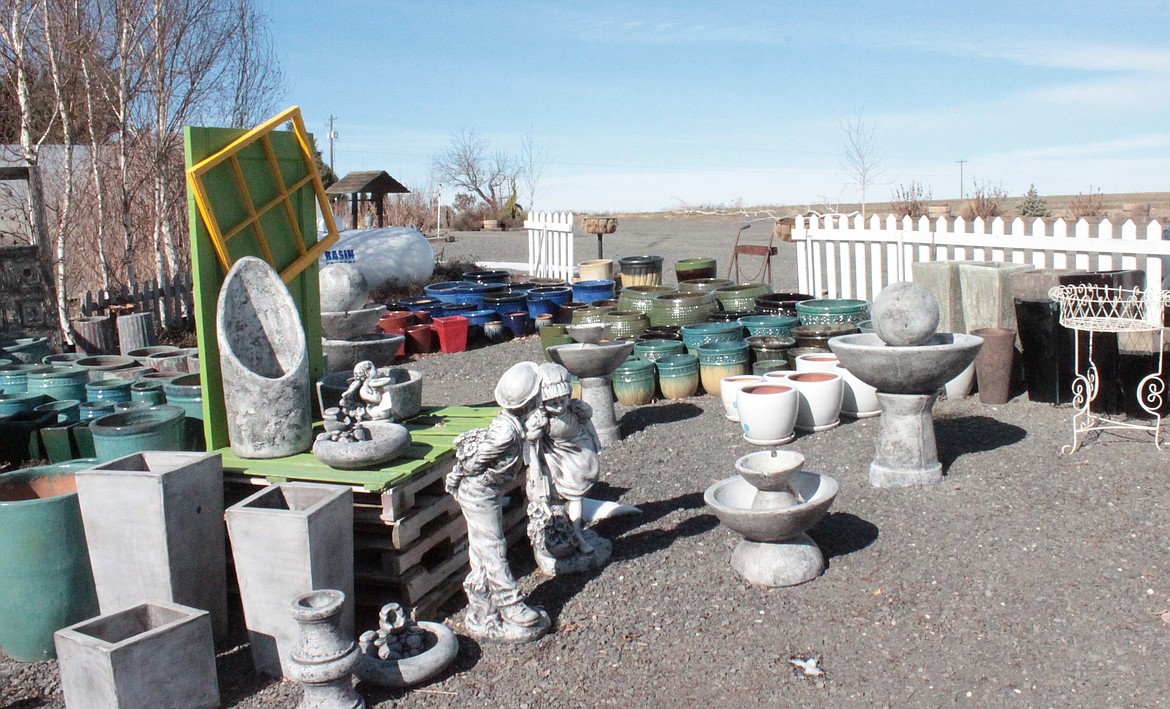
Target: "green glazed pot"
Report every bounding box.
[130,381,167,406]
[27,366,89,403]
[714,283,771,312]
[0,460,99,660]
[602,310,650,340]
[0,364,52,395]
[655,354,700,400]
[634,339,686,363]
[0,391,48,415]
[617,285,677,316]
[89,405,185,462]
[85,377,133,405]
[612,360,656,406]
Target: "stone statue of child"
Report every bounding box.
[339,360,395,422]
[446,362,552,643]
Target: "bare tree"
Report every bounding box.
[223,0,283,128]
[518,129,548,213]
[839,109,885,221]
[432,128,517,213]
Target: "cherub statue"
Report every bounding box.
[526,362,612,575]
[339,360,395,421]
[446,362,551,643]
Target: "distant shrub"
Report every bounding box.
[1065,187,1104,219]
[1018,184,1051,218]
[891,181,930,219]
[962,180,1007,220]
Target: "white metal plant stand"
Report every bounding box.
[1049,284,1170,453]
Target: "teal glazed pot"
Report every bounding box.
[130,381,167,406]
[0,459,100,661]
[655,353,700,400]
[795,298,871,326]
[678,278,735,294]
[0,364,53,394]
[33,399,81,424]
[26,366,89,403]
[114,400,152,412]
[697,341,751,396]
[612,359,656,406]
[634,338,686,363]
[73,355,136,382]
[714,282,771,312]
[89,405,185,462]
[0,392,48,416]
[680,321,745,354]
[79,401,115,421]
[41,353,88,367]
[738,314,800,338]
[161,374,203,421]
[85,378,133,405]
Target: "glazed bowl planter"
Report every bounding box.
[654,354,700,400]
[678,277,734,294]
[710,310,753,323]
[649,291,718,328]
[754,292,815,316]
[439,302,476,317]
[35,399,81,423]
[836,363,880,418]
[462,269,511,285]
[736,383,799,445]
[448,282,492,309]
[634,338,686,363]
[85,378,133,405]
[787,371,844,432]
[697,341,750,395]
[73,355,136,382]
[681,321,745,355]
[794,353,841,373]
[577,259,615,281]
[27,366,89,403]
[54,601,218,709]
[572,279,617,304]
[527,277,567,288]
[617,285,676,315]
[641,326,681,339]
[674,257,717,282]
[80,401,115,421]
[396,297,444,318]
[612,359,656,406]
[526,286,573,319]
[130,381,167,406]
[746,335,796,364]
[791,323,860,351]
[0,336,51,364]
[423,280,477,304]
[617,255,665,287]
[719,375,765,421]
[482,292,528,316]
[714,282,771,312]
[603,310,650,340]
[0,363,52,393]
[89,405,185,462]
[739,314,799,338]
[795,298,871,326]
[571,305,616,325]
[0,391,47,415]
[432,316,469,354]
[42,353,88,367]
[321,304,387,340]
[0,460,99,661]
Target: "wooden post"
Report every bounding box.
[72,315,117,355]
[376,192,384,228]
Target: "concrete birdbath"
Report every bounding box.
[829,282,983,487]
[546,324,634,445]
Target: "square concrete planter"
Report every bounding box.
[958,261,1034,333]
[75,451,227,642]
[911,260,964,333]
[225,482,353,677]
[54,601,218,709]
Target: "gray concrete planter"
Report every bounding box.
[55,601,218,709]
[75,451,227,642]
[911,261,964,333]
[226,482,354,677]
[216,257,312,458]
[315,366,423,421]
[957,261,1034,333]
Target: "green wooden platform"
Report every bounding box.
[218,405,498,492]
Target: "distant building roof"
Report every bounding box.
[325,170,409,196]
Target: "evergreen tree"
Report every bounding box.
[1018,184,1051,217]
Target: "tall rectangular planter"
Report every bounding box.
[1011,268,1084,404]
[225,482,353,677]
[54,601,218,709]
[958,261,1034,333]
[911,261,964,333]
[75,452,227,642]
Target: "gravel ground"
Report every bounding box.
[5,216,1170,707]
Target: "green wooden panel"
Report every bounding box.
[183,126,325,452]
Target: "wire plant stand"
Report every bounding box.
[1049,284,1170,453]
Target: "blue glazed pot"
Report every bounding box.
[464,309,501,345]
[449,282,493,308]
[572,279,617,304]
[89,405,185,462]
[527,286,573,318]
[462,269,511,285]
[85,378,133,405]
[79,401,116,420]
[440,302,477,316]
[502,311,529,338]
[130,381,166,406]
[0,392,48,416]
[680,321,745,354]
[396,297,444,317]
[25,366,88,403]
[33,399,81,423]
[0,364,52,394]
[482,292,528,315]
[424,280,477,304]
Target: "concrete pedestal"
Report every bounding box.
[870,392,943,487]
[75,452,227,641]
[579,376,620,446]
[226,482,354,678]
[730,535,825,587]
[54,601,218,709]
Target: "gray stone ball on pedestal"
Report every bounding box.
[319,263,370,314]
[871,281,941,346]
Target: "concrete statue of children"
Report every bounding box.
[526,363,613,575]
[446,362,552,643]
[339,360,395,421]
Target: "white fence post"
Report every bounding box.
[523,211,574,280]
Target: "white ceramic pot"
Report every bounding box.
[794,353,840,373]
[836,363,880,418]
[787,371,844,432]
[719,375,765,421]
[736,382,799,445]
[762,371,792,384]
[943,361,976,399]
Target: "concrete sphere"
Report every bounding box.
[871,281,940,346]
[319,263,369,313]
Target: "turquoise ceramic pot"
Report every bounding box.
[697,341,751,395]
[0,392,47,416]
[162,374,203,420]
[130,381,166,406]
[655,354,700,400]
[26,366,89,403]
[0,459,99,661]
[89,405,185,462]
[33,399,81,424]
[680,321,745,354]
[79,401,115,420]
[738,314,800,338]
[0,337,51,364]
[41,353,87,367]
[612,360,656,406]
[0,364,52,394]
[634,339,686,363]
[795,298,871,326]
[114,401,152,412]
[85,378,133,405]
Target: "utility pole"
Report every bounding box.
[955,159,967,199]
[327,116,338,173]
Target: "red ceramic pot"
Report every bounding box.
[432,316,469,354]
[406,324,434,355]
[378,310,414,334]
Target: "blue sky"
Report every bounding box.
[262,1,1170,212]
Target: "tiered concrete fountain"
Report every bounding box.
[829,282,983,487]
[319,263,401,374]
[546,324,634,446]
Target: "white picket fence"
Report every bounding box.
[794,214,1170,324]
[524,211,574,280]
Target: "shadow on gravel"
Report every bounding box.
[936,415,1028,472]
[216,642,282,705]
[808,512,879,561]
[619,402,704,437]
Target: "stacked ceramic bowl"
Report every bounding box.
[714,283,771,312]
[754,292,815,316]
[680,321,745,354]
[738,314,800,338]
[618,285,676,316]
[795,298,870,325]
[649,291,718,328]
[678,278,734,294]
